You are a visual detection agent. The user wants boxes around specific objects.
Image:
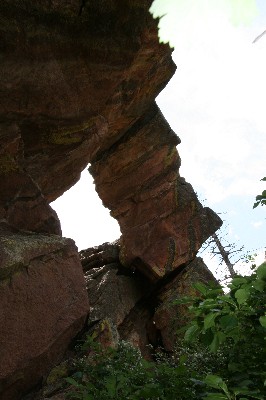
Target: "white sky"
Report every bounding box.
[52,0,266,275]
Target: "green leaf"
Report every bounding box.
[235,288,249,305]
[234,388,264,399]
[228,361,242,372]
[104,375,117,396]
[219,315,238,331]
[204,375,229,395]
[209,334,220,353]
[184,324,200,342]
[65,377,83,388]
[219,295,237,307]
[257,263,266,280]
[203,394,228,400]
[201,329,214,346]
[253,279,265,292]
[216,331,226,344]
[231,277,248,287]
[261,177,266,181]
[193,282,208,296]
[259,315,266,328]
[204,312,218,330]
[253,201,260,209]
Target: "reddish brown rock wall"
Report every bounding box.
[0,231,89,400]
[79,243,218,358]
[0,1,222,397]
[154,257,218,351]
[90,105,221,279]
[0,0,221,275]
[0,0,174,210]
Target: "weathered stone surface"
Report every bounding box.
[0,1,223,396]
[118,301,156,359]
[81,243,155,357]
[83,242,148,328]
[90,105,222,279]
[0,231,89,400]
[21,249,219,399]
[1,0,221,278]
[81,245,219,356]
[80,241,120,272]
[87,318,120,350]
[154,257,218,351]
[0,124,61,235]
[0,0,174,214]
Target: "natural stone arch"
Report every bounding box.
[0,1,222,397]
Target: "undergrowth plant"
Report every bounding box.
[65,263,266,400]
[65,338,200,399]
[176,262,266,399]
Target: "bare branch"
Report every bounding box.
[253,30,266,44]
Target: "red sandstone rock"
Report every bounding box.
[0,0,221,277]
[82,242,149,343]
[0,124,61,234]
[81,243,155,357]
[90,106,222,279]
[0,231,89,400]
[154,257,218,351]
[0,1,223,396]
[0,0,174,209]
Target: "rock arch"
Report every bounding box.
[0,1,222,397]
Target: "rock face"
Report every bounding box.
[0,0,175,216]
[81,242,147,327]
[0,230,89,400]
[0,1,222,398]
[0,0,221,277]
[154,257,218,351]
[81,242,151,351]
[22,244,219,399]
[80,243,218,358]
[90,105,221,279]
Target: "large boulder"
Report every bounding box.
[0,230,89,399]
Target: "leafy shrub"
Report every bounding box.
[65,338,202,400]
[65,263,266,399]
[253,177,266,208]
[177,263,266,399]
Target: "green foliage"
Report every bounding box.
[180,263,266,399]
[65,264,266,400]
[253,177,266,208]
[65,339,200,400]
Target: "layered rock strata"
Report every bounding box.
[0,0,221,276]
[90,105,221,279]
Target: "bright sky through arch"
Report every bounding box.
[150,0,260,47]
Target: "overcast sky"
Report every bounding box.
[52,0,266,274]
